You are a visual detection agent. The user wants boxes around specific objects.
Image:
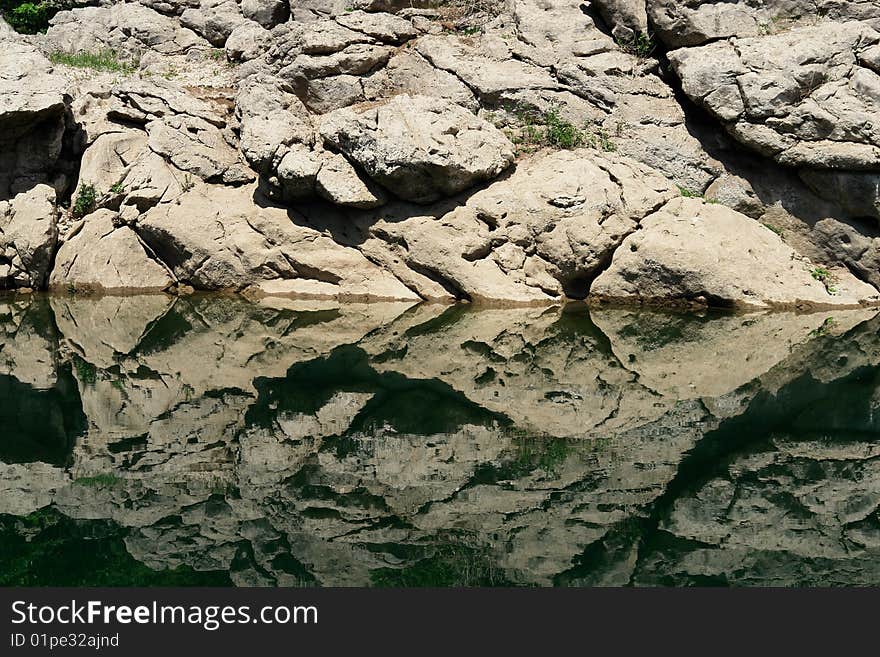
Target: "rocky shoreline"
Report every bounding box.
[2,0,880,309]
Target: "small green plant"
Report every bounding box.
[71,183,98,218]
[762,222,784,237]
[544,109,585,149]
[810,316,837,338]
[5,1,46,33]
[109,181,124,194]
[74,473,121,488]
[616,31,656,59]
[72,356,97,386]
[677,185,702,198]
[48,49,137,74]
[811,266,831,282]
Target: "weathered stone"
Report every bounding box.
[0,185,59,288]
[240,0,289,29]
[50,210,174,292]
[669,21,880,169]
[180,0,246,47]
[136,183,419,299]
[0,44,68,198]
[315,151,386,208]
[591,197,880,309]
[319,94,515,202]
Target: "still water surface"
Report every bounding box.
[2,295,880,586]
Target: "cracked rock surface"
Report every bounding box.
[0,0,877,305]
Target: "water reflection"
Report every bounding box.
[2,295,880,586]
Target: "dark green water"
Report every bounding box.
[2,295,880,586]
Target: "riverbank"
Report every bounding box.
[1,2,879,307]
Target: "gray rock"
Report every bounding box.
[240,0,289,28]
[0,185,59,288]
[180,0,247,47]
[50,210,174,292]
[591,197,880,309]
[669,21,880,169]
[319,94,515,203]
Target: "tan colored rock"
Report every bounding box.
[591,197,880,309]
[136,183,419,299]
[320,94,515,203]
[50,210,175,292]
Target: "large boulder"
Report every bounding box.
[135,182,419,299]
[0,43,69,198]
[50,210,175,293]
[319,94,515,203]
[359,149,677,302]
[668,21,880,169]
[591,197,880,309]
[44,4,208,59]
[0,185,59,289]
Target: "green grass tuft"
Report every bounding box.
[49,50,137,74]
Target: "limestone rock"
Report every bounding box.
[669,21,880,169]
[180,0,247,47]
[592,0,650,41]
[136,183,418,299]
[44,4,207,60]
[319,94,515,203]
[50,210,175,292]
[240,0,289,29]
[315,152,386,208]
[0,43,68,198]
[591,197,880,309]
[0,185,59,288]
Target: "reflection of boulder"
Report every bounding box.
[4,296,880,586]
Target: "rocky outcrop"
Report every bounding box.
[591,198,880,309]
[0,43,69,199]
[668,21,880,170]
[319,95,515,203]
[0,0,875,305]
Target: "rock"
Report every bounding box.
[225,20,271,61]
[591,197,880,309]
[135,182,419,299]
[592,0,650,41]
[315,152,386,208]
[146,115,254,184]
[416,34,561,105]
[44,4,207,59]
[334,10,417,44]
[362,49,478,111]
[180,0,246,47]
[0,43,69,198]
[360,149,676,302]
[800,170,880,220]
[668,21,880,169]
[240,0,289,28]
[50,210,175,292]
[0,185,59,288]
[648,0,880,49]
[77,131,150,193]
[319,94,515,203]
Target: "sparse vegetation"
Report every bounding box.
[810,316,838,338]
[501,104,616,154]
[810,266,838,295]
[71,183,98,218]
[110,181,124,194]
[615,31,656,59]
[73,473,121,488]
[677,185,702,198]
[48,49,137,74]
